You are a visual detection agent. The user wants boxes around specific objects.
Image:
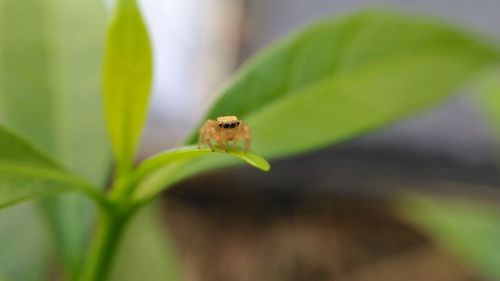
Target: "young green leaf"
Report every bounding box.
[399,194,500,280]
[145,11,499,195]
[103,0,153,177]
[128,146,269,203]
[135,146,269,180]
[0,126,106,209]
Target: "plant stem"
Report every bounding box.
[79,209,128,281]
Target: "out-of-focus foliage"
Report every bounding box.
[0,0,109,278]
[110,205,182,281]
[400,195,500,280]
[0,0,110,185]
[0,204,51,281]
[103,0,153,178]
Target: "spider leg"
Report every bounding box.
[227,139,235,150]
[214,133,228,152]
[218,140,228,152]
[207,139,215,152]
[231,126,243,150]
[241,123,251,152]
[198,121,211,149]
[206,127,216,152]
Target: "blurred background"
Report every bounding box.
[1,0,499,280]
[137,0,500,281]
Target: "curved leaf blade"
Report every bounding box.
[190,11,499,155]
[399,195,500,280]
[136,146,270,177]
[131,146,270,203]
[103,0,153,177]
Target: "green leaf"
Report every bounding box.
[399,194,500,280]
[0,126,59,169]
[150,11,498,195]
[190,11,499,156]
[129,146,269,203]
[0,126,106,209]
[103,0,153,177]
[0,0,109,278]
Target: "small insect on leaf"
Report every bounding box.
[198,115,252,152]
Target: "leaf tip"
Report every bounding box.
[260,160,271,172]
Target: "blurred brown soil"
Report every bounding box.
[163,182,485,281]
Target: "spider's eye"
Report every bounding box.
[223,124,230,129]
[230,123,236,128]
[236,122,240,125]
[218,124,222,127]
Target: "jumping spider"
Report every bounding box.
[198,116,251,152]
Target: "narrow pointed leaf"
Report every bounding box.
[131,146,269,203]
[103,0,153,177]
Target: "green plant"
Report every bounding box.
[1,0,500,280]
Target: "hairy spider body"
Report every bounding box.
[198,116,251,152]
